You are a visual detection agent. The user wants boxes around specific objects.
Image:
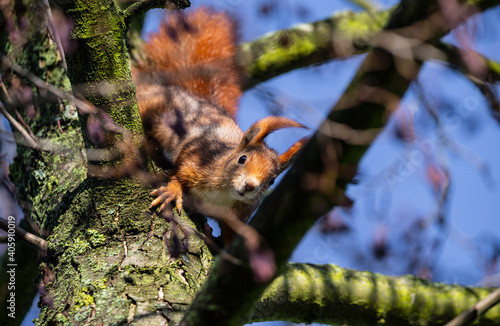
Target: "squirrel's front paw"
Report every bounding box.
[150,180,183,213]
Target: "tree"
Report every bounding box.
[0,0,500,325]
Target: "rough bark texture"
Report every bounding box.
[39,183,211,325]
[1,2,84,325]
[2,0,85,230]
[1,0,201,325]
[34,0,197,324]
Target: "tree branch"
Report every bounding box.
[0,217,47,256]
[122,0,191,28]
[238,8,390,89]
[238,0,500,89]
[41,0,68,70]
[436,42,500,122]
[0,102,41,150]
[249,263,500,326]
[437,43,500,81]
[1,57,96,115]
[445,287,500,326]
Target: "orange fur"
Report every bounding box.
[141,8,241,117]
[243,117,306,146]
[279,137,310,173]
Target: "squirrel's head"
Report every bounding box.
[226,117,308,203]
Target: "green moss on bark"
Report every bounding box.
[35,173,212,325]
[253,264,500,325]
[239,9,391,88]
[51,0,143,145]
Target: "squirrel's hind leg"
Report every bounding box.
[150,177,183,213]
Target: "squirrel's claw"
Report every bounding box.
[150,180,183,213]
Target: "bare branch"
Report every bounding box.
[1,56,97,115]
[445,288,500,326]
[40,0,68,70]
[0,217,48,256]
[416,83,495,188]
[436,42,500,122]
[318,120,381,145]
[0,102,41,150]
[122,0,191,28]
[0,78,13,103]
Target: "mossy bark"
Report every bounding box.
[237,9,391,88]
[1,2,84,325]
[1,0,85,230]
[237,0,500,89]
[33,0,202,324]
[252,263,500,325]
[38,179,212,325]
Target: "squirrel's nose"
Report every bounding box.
[245,181,257,192]
[245,183,255,192]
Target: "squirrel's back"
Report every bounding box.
[137,8,242,117]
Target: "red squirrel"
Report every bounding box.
[133,8,308,243]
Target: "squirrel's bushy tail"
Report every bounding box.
[140,8,242,117]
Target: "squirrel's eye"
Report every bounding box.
[269,178,275,186]
[238,155,247,164]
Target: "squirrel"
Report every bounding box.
[133,8,308,244]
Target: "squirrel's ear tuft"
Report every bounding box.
[240,117,306,148]
[279,136,309,174]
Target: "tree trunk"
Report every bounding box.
[34,0,198,324]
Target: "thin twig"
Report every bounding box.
[0,102,41,150]
[466,77,500,123]
[445,288,500,326]
[159,209,244,266]
[2,56,97,115]
[122,0,188,28]
[14,109,37,140]
[0,217,48,256]
[434,42,500,123]
[415,83,495,188]
[0,70,40,146]
[0,158,16,199]
[40,0,67,70]
[319,120,381,145]
[0,78,13,103]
